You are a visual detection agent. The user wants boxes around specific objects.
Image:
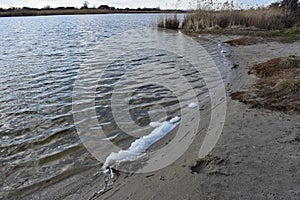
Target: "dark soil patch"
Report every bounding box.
[224,37,265,46]
[231,55,300,114]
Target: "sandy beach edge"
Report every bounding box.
[12,35,300,200]
[92,36,300,200]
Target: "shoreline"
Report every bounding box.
[0,9,186,18]
[93,34,300,199]
[5,32,300,199]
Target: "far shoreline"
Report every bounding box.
[0,8,187,18]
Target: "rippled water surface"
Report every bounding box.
[0,14,228,199]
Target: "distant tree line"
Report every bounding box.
[0,0,162,12]
[0,5,162,12]
[270,0,299,11]
[270,0,300,18]
[0,3,183,17]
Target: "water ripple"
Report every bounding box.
[0,14,227,199]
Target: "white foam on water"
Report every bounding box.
[170,116,180,123]
[102,116,181,169]
[149,122,161,128]
[188,102,198,108]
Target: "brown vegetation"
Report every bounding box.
[182,8,299,33]
[249,56,300,77]
[224,37,266,46]
[157,0,300,33]
[157,15,180,29]
[231,55,300,114]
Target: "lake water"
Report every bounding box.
[0,14,229,199]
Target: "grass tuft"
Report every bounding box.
[283,27,300,36]
[274,79,300,94]
[282,55,300,67]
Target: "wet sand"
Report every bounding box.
[94,38,300,199]
[16,37,300,200]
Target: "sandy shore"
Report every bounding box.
[94,38,300,200]
[15,36,300,200]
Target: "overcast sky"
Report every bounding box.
[0,0,278,9]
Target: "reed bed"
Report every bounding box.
[182,8,299,32]
[158,15,180,29]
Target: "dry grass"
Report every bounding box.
[274,79,300,93]
[157,15,180,29]
[182,8,299,32]
[157,16,165,28]
[283,55,300,67]
[224,37,265,46]
[249,56,300,78]
[231,56,300,114]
